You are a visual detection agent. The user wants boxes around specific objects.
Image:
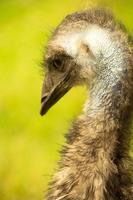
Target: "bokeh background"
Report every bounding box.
[0,0,133,199]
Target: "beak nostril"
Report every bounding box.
[41,95,48,103]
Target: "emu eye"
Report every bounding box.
[52,58,62,69]
[48,54,68,72]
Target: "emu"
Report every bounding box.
[40,8,133,200]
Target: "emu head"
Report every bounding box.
[40,10,126,116]
[40,19,97,115]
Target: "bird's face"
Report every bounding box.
[40,47,79,115]
[40,37,97,116]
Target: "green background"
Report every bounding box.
[0,0,133,199]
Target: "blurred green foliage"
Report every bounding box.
[0,0,132,199]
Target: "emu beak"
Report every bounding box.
[40,71,72,116]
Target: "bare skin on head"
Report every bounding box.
[40,8,133,200]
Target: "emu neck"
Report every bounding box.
[86,75,130,124]
[83,72,132,158]
[87,80,124,117]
